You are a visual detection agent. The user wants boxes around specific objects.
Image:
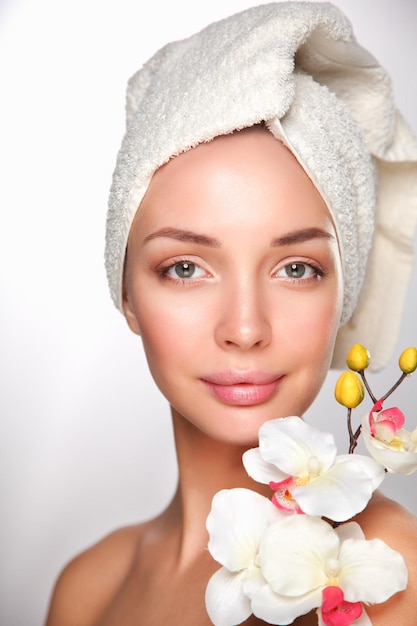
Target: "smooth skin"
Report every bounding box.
[46,127,417,626]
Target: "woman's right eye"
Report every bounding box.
[159,260,207,281]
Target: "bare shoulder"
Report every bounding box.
[45,522,150,626]
[354,491,417,625]
[356,490,417,535]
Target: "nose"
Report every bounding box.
[214,279,272,351]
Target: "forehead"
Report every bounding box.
[132,126,335,237]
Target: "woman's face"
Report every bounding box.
[123,127,343,445]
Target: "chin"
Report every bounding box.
[199,411,280,449]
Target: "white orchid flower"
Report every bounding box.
[252,516,407,626]
[242,417,385,522]
[205,488,282,626]
[362,403,417,475]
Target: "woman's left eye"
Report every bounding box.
[276,262,322,281]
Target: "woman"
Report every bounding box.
[46,3,417,624]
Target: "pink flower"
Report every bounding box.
[320,586,362,626]
[369,402,405,443]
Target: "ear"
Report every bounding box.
[122,283,141,336]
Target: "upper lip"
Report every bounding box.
[201,371,281,385]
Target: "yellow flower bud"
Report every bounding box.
[334,371,365,408]
[346,343,370,372]
[398,347,417,374]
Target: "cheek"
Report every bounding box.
[313,298,342,351]
[134,298,209,369]
[314,295,342,339]
[284,288,342,369]
[287,299,342,414]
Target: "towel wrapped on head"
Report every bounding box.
[105,1,417,371]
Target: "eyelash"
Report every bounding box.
[274,261,325,284]
[157,258,324,285]
[157,258,210,283]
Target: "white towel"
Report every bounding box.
[106,2,417,370]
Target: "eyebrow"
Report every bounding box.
[142,226,335,247]
[271,228,335,246]
[143,227,220,247]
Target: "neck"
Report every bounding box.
[165,407,271,567]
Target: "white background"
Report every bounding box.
[1,1,416,624]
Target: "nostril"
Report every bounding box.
[218,328,271,351]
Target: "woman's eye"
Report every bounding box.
[161,261,206,280]
[276,262,321,281]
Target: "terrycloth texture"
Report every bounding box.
[106,2,417,371]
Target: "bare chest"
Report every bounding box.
[96,562,317,626]
[96,558,216,625]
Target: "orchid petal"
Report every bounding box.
[242,448,288,484]
[334,521,365,542]
[334,454,385,490]
[321,586,362,626]
[318,606,372,626]
[258,417,337,476]
[396,428,417,444]
[251,582,322,625]
[271,477,303,513]
[259,515,339,596]
[241,565,268,599]
[206,488,280,571]
[338,538,408,603]
[364,439,417,474]
[205,567,252,626]
[371,421,398,443]
[371,407,405,432]
[293,461,374,521]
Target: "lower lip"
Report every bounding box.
[201,379,282,406]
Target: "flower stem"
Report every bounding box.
[347,406,362,453]
[347,408,353,446]
[381,372,407,402]
[359,371,377,404]
[350,425,362,454]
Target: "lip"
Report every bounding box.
[200,371,283,406]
